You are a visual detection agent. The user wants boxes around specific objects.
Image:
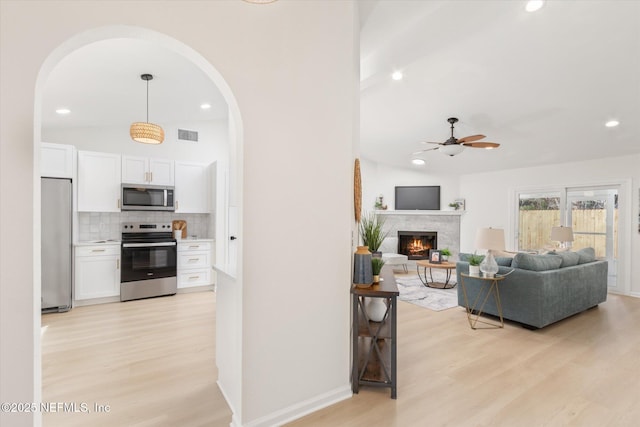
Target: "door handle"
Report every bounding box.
[230,236,237,241]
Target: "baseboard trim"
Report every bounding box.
[217,380,240,427]
[243,385,352,427]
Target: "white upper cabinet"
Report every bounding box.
[174,161,210,213]
[41,142,74,178]
[77,151,121,212]
[122,155,174,186]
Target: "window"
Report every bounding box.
[515,186,620,287]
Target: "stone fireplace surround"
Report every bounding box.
[376,211,461,264]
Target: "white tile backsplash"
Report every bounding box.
[78,212,212,241]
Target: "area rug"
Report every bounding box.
[395,273,459,311]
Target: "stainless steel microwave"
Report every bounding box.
[121,184,175,211]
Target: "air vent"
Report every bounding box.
[178,129,199,142]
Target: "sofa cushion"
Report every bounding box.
[496,257,513,267]
[548,251,580,268]
[512,253,562,271]
[575,247,596,264]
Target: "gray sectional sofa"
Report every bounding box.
[455,248,608,329]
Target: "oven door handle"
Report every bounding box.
[122,242,177,248]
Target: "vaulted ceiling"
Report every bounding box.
[359,0,640,174]
[42,1,640,175]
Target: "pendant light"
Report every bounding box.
[130,73,164,144]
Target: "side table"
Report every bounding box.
[459,273,506,329]
[351,266,398,399]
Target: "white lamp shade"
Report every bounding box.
[439,144,465,156]
[475,227,505,251]
[550,226,574,242]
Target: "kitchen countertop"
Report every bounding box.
[75,240,121,246]
[75,238,213,246]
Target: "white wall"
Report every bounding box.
[459,154,640,296]
[360,158,462,212]
[42,119,229,163]
[0,2,356,427]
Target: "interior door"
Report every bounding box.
[567,187,618,288]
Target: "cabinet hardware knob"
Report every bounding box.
[230,236,237,241]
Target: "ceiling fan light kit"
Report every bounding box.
[130,74,165,145]
[439,144,465,156]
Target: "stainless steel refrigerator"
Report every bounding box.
[41,177,72,313]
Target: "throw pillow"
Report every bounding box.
[548,251,580,268]
[512,253,563,271]
[575,247,596,264]
[493,250,517,258]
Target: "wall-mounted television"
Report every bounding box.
[395,186,440,210]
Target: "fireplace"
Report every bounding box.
[398,231,437,260]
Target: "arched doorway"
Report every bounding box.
[34,25,242,422]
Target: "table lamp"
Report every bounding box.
[550,225,574,249]
[475,227,505,277]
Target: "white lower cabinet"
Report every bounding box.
[177,241,212,289]
[75,244,120,300]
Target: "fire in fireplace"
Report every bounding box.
[398,231,437,260]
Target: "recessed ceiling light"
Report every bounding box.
[412,158,425,165]
[525,0,544,12]
[55,108,71,115]
[605,120,620,128]
[200,103,211,110]
[392,71,403,81]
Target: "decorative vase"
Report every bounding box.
[366,298,387,322]
[373,274,380,283]
[480,250,499,277]
[353,246,373,287]
[469,265,480,276]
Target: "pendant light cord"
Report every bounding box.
[146,78,149,123]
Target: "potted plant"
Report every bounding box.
[371,257,385,283]
[359,211,390,257]
[468,252,483,276]
[440,248,452,262]
[448,202,461,211]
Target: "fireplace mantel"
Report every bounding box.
[376,210,464,216]
[376,211,461,258]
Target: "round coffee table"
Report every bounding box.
[415,260,457,289]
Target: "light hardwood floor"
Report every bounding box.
[41,291,232,427]
[42,279,640,427]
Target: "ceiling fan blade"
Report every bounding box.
[463,142,500,149]
[412,147,439,155]
[457,134,486,143]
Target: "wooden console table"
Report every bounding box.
[351,266,398,399]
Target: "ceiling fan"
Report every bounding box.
[413,117,500,157]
